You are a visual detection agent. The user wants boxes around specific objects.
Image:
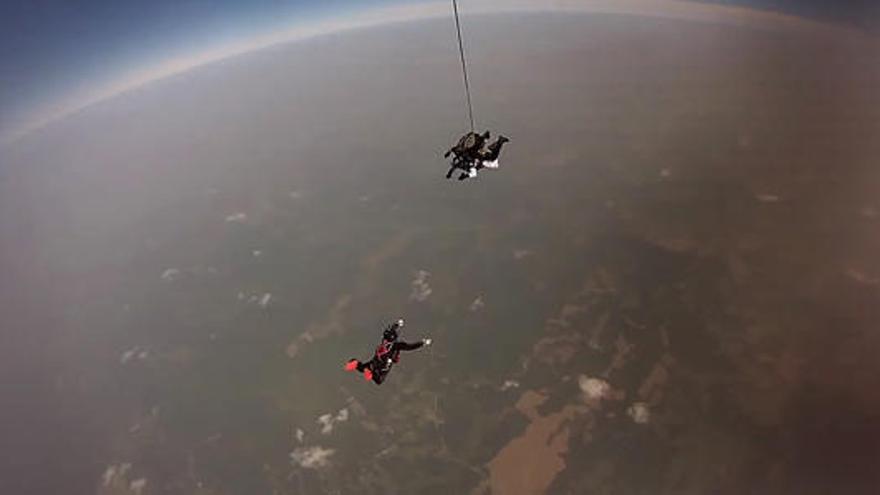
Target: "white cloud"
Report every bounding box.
[160,268,180,281]
[224,212,247,223]
[237,290,278,308]
[846,268,879,286]
[120,347,149,365]
[258,293,272,308]
[100,462,133,488]
[252,250,263,258]
[470,296,485,312]
[290,446,335,469]
[317,408,349,434]
[120,348,138,365]
[102,465,117,487]
[500,379,520,391]
[410,270,432,302]
[756,193,780,203]
[129,478,148,495]
[317,414,334,434]
[627,402,651,424]
[513,249,532,260]
[578,375,611,401]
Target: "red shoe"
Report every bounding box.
[363,369,373,382]
[344,359,358,372]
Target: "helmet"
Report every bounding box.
[383,327,399,341]
[383,318,404,341]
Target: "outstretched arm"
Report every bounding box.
[394,340,425,352]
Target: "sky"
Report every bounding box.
[0,0,378,136]
[0,0,876,145]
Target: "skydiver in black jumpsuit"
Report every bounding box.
[344,319,431,385]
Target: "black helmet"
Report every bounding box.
[383,318,403,341]
[383,327,398,341]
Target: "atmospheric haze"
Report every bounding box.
[1,3,879,495]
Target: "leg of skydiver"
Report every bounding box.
[448,153,466,179]
[456,157,474,180]
[346,358,379,379]
[480,136,509,163]
[345,358,373,381]
[345,358,368,372]
[362,360,377,381]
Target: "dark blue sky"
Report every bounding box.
[0,0,876,138]
[705,0,879,27]
[0,0,389,130]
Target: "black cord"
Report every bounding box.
[451,0,475,132]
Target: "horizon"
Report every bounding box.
[1,0,874,147]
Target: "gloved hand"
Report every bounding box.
[423,338,432,346]
[397,318,405,327]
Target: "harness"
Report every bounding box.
[373,339,400,373]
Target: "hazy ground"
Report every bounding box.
[1,13,879,495]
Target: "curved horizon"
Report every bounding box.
[0,0,861,147]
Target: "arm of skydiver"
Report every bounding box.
[445,138,463,158]
[394,340,426,352]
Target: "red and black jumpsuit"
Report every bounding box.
[350,338,424,385]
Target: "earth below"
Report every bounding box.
[2,11,880,495]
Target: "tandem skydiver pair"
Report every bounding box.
[441,0,511,182]
[443,131,510,181]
